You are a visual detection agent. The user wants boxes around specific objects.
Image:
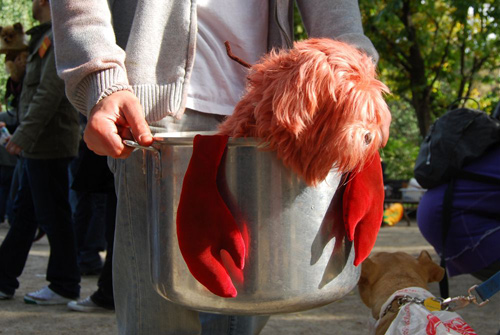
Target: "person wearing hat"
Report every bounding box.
[0,0,81,304]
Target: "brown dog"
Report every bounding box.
[0,23,28,53]
[358,251,445,335]
[0,23,29,83]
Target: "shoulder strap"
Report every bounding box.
[439,178,456,298]
[451,167,500,185]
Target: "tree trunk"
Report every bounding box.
[412,89,432,137]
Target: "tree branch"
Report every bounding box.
[429,21,456,88]
[370,24,412,72]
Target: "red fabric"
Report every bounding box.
[176,134,245,298]
[343,152,384,266]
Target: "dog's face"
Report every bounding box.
[358,251,445,318]
[218,38,392,185]
[0,23,26,52]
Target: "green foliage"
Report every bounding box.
[294,4,308,41]
[361,0,499,117]
[360,0,500,180]
[380,97,421,180]
[1,1,497,182]
[0,0,35,104]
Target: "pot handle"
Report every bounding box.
[123,140,162,179]
[123,140,159,154]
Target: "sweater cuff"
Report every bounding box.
[71,67,132,116]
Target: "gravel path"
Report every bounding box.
[1,220,498,335]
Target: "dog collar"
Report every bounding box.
[378,287,440,320]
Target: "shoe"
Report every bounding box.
[24,286,75,305]
[67,296,113,312]
[0,289,13,300]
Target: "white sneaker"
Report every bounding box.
[24,286,75,305]
[0,289,13,300]
[67,296,113,312]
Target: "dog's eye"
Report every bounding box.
[364,132,372,145]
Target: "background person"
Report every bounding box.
[417,144,500,281]
[0,42,28,226]
[68,123,117,312]
[0,0,80,304]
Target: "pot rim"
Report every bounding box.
[152,131,261,146]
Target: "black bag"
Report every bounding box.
[414,107,500,189]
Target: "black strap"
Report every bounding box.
[451,168,500,185]
[439,178,455,298]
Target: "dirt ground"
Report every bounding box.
[0,220,498,335]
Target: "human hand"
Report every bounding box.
[84,90,153,158]
[5,139,22,155]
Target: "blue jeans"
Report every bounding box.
[73,191,107,273]
[112,110,269,334]
[0,158,80,298]
[0,165,15,223]
[90,189,116,309]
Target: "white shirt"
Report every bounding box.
[186,1,269,115]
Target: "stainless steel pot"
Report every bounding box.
[130,132,360,315]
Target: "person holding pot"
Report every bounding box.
[50,1,382,334]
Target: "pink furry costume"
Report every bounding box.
[178,38,390,297]
[219,38,390,185]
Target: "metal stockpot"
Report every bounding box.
[135,132,360,315]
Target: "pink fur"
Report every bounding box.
[218,38,391,186]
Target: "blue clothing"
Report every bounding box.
[417,145,500,277]
[0,158,80,298]
[71,134,116,308]
[72,191,107,273]
[0,165,14,223]
[90,189,116,309]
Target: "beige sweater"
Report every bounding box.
[50,0,378,123]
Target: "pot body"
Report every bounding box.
[146,132,359,315]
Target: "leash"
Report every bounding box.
[442,270,500,311]
[383,273,500,317]
[378,287,479,335]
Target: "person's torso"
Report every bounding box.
[185,1,269,115]
[19,23,79,158]
[105,0,292,123]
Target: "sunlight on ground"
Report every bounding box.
[27,250,50,257]
[373,245,434,253]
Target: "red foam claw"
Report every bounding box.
[176,135,245,297]
[343,152,384,266]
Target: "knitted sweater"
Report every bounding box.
[50,0,377,123]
